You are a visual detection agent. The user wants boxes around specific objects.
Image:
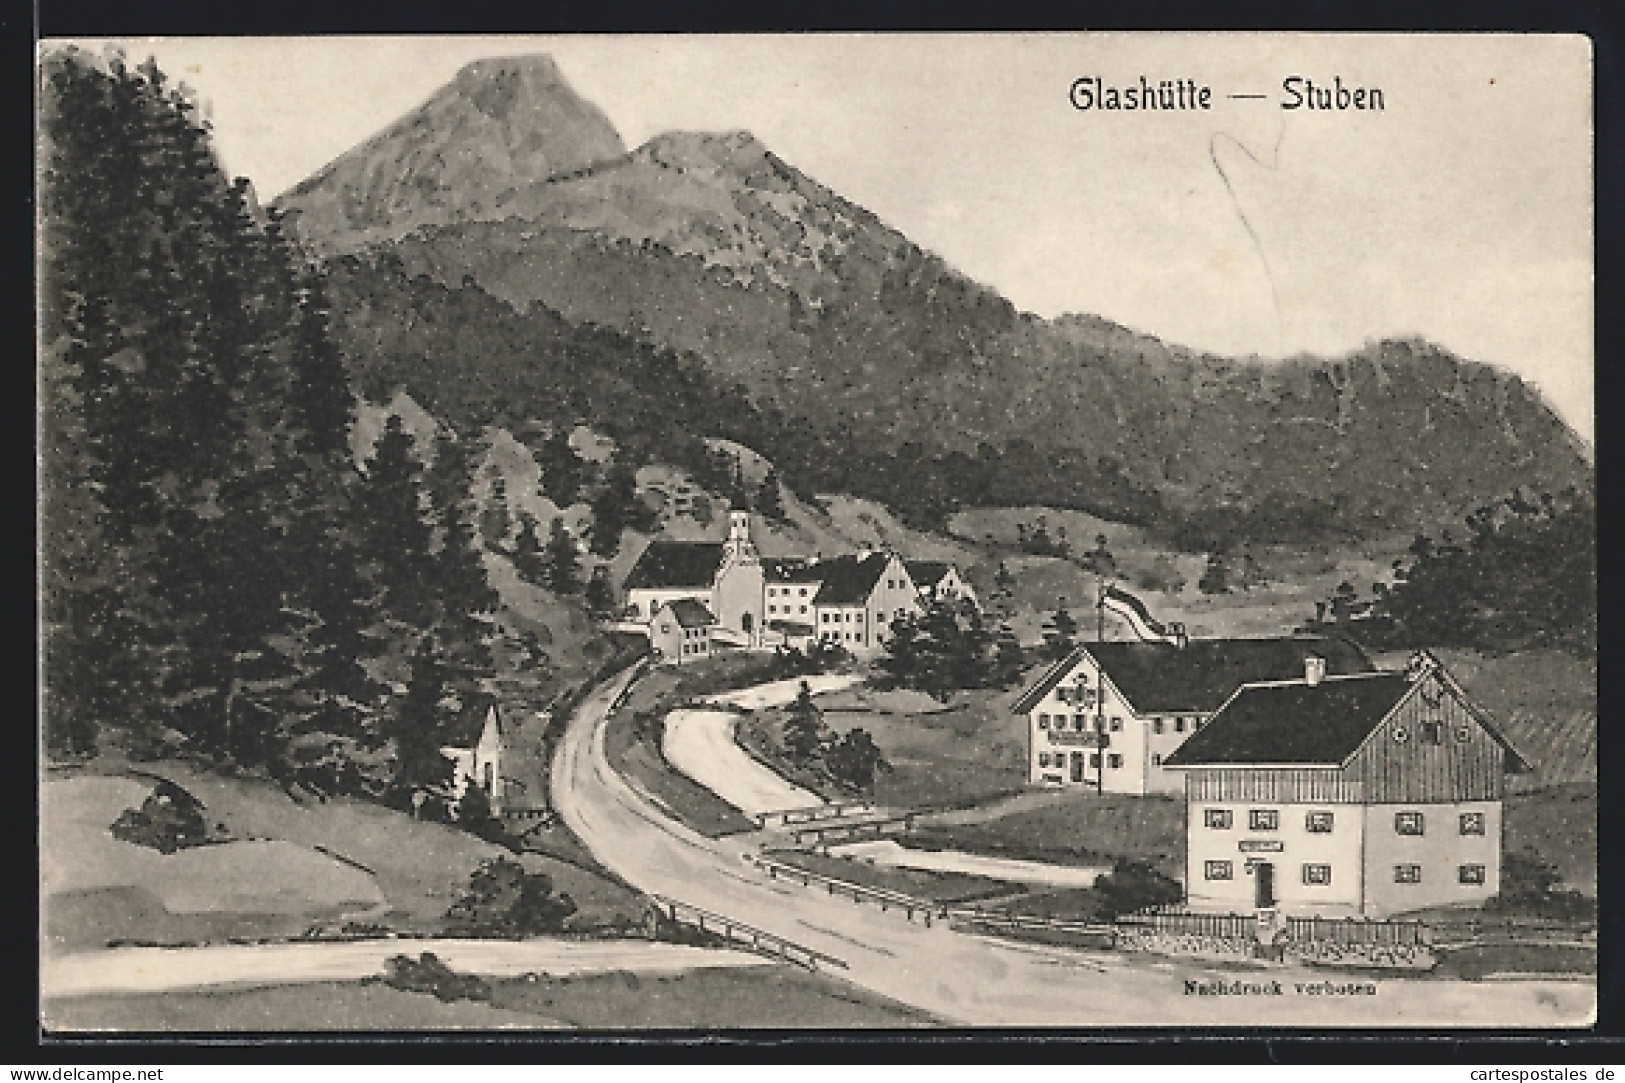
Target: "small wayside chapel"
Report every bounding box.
[1164,650,1530,918]
[440,700,506,813]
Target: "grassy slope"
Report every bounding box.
[45,759,646,948]
[43,966,939,1031]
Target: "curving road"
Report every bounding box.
[552,666,1596,1027]
[663,709,822,818]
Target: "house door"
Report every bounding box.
[1069,752,1085,783]
[1254,862,1276,908]
[742,613,754,635]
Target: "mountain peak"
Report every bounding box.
[276,53,626,252]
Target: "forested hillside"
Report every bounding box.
[280,56,1592,548]
[38,51,560,810]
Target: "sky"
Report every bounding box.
[48,34,1594,442]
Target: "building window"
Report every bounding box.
[1204,860,1234,881]
[1420,721,1444,745]
[768,605,777,614]
[1302,864,1333,886]
[800,605,808,614]
[1153,718,1164,735]
[1175,717,1186,733]
[1107,754,1122,769]
[1089,753,1101,768]
[886,579,894,589]
[1305,811,1335,833]
[1038,753,1050,768]
[1394,811,1425,836]
[1204,808,1233,830]
[799,588,808,597]
[1073,715,1086,730]
[659,624,672,634]
[1037,714,1050,729]
[1459,812,1486,836]
[1151,753,1163,766]
[1394,864,1422,884]
[1249,809,1279,831]
[1111,717,1123,732]
[1458,864,1487,885]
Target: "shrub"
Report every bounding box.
[1094,859,1183,921]
[108,780,213,854]
[444,856,578,935]
[1487,848,1597,921]
[381,952,492,1002]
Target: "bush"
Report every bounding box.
[444,856,578,935]
[108,779,214,854]
[380,952,492,1002]
[1486,848,1597,921]
[1093,859,1183,921]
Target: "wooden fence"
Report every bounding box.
[748,855,947,924]
[644,893,847,972]
[754,801,877,830]
[1117,909,1429,946]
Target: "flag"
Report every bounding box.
[1100,584,1181,645]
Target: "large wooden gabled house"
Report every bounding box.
[1013,636,1375,795]
[1163,650,1530,918]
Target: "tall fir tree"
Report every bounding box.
[355,415,439,631]
[510,511,548,585]
[427,428,500,709]
[543,518,581,595]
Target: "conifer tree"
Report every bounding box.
[427,429,500,709]
[356,416,438,631]
[389,637,454,793]
[511,511,548,585]
[543,518,581,595]
[755,467,786,521]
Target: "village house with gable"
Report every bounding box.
[649,598,717,664]
[906,560,980,611]
[1163,651,1529,917]
[1012,635,1374,795]
[762,550,924,656]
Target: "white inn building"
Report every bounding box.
[1012,637,1375,795]
[1164,651,1529,918]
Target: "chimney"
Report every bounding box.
[1304,654,1327,686]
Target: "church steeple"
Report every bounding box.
[722,509,758,566]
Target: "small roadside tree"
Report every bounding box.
[826,728,890,794]
[781,681,831,764]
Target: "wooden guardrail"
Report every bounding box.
[645,893,847,972]
[789,813,916,847]
[747,854,947,925]
[945,906,1115,938]
[753,801,877,830]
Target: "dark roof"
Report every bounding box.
[905,560,950,586]
[623,541,724,590]
[812,553,893,605]
[659,598,716,628]
[1163,673,1412,767]
[767,618,816,634]
[1010,636,1374,715]
[442,700,500,748]
[763,557,821,582]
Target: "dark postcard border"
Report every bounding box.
[24,0,1623,1064]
